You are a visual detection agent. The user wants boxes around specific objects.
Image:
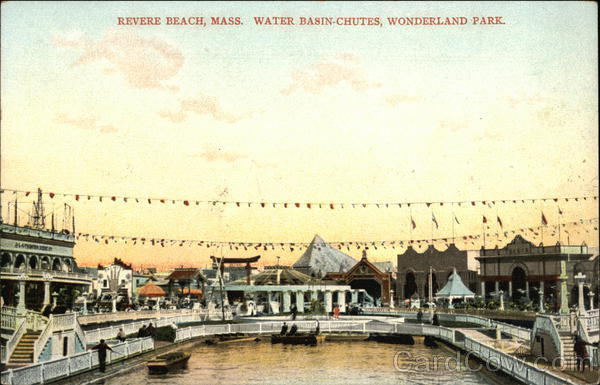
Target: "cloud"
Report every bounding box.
[191,148,248,163]
[282,53,382,95]
[54,113,118,133]
[159,94,252,124]
[53,30,184,92]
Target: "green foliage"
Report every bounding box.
[154,326,176,342]
[308,299,326,315]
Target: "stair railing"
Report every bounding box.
[4,318,27,363]
[532,315,563,362]
[32,315,55,363]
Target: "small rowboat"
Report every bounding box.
[147,351,191,374]
[271,334,325,345]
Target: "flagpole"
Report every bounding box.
[557,207,561,245]
[452,212,455,244]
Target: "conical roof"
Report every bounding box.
[292,235,357,278]
[436,268,475,298]
[138,281,166,297]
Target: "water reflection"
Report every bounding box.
[102,340,514,385]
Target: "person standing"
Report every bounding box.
[574,336,591,372]
[146,322,157,338]
[116,328,126,342]
[138,324,147,338]
[280,322,288,335]
[431,311,440,326]
[91,339,113,373]
[417,310,423,323]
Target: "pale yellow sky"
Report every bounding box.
[1,2,598,269]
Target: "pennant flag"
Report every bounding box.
[541,211,548,226]
[295,202,300,208]
[261,202,266,208]
[236,202,240,207]
[411,216,416,229]
[454,215,460,225]
[330,203,334,210]
[25,191,30,197]
[307,203,311,209]
[558,206,563,215]
[75,194,80,201]
[497,216,503,228]
[147,199,151,204]
[49,192,55,198]
[483,215,488,223]
[183,200,189,206]
[432,213,439,229]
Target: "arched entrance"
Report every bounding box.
[350,279,382,304]
[14,255,26,270]
[29,256,38,270]
[404,271,417,299]
[52,258,62,271]
[1,253,11,268]
[511,266,527,301]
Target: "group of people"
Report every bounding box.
[280,320,320,336]
[137,322,157,338]
[416,309,439,326]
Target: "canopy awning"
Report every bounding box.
[435,268,475,298]
[138,281,166,297]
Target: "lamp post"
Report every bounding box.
[589,292,595,310]
[574,272,586,315]
[498,290,504,311]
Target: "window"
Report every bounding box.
[103,280,108,287]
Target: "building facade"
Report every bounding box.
[396,243,480,303]
[0,223,92,311]
[477,235,599,311]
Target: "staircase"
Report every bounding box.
[558,331,576,367]
[8,331,41,366]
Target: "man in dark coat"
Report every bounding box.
[280,322,288,335]
[288,324,298,336]
[146,322,157,338]
[91,339,113,372]
[432,311,440,326]
[138,324,147,338]
[417,310,423,323]
[574,336,591,372]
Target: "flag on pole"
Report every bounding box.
[483,215,488,223]
[411,216,416,229]
[541,211,548,225]
[432,213,439,229]
[558,206,563,215]
[497,216,503,228]
[453,215,460,225]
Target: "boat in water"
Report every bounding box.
[147,351,192,374]
[325,333,369,342]
[271,334,325,346]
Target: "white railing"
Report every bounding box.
[1,306,22,329]
[0,267,91,282]
[77,308,216,324]
[33,313,82,363]
[4,317,27,364]
[532,316,563,362]
[463,335,575,385]
[84,312,205,343]
[1,337,154,385]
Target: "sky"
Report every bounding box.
[1,2,598,270]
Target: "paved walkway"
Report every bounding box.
[456,328,599,385]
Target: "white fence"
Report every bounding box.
[1,337,154,385]
[362,310,532,342]
[77,308,213,325]
[84,313,205,343]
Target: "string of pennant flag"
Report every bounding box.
[1,188,597,209]
[74,217,598,251]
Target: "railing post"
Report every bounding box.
[40,363,44,384]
